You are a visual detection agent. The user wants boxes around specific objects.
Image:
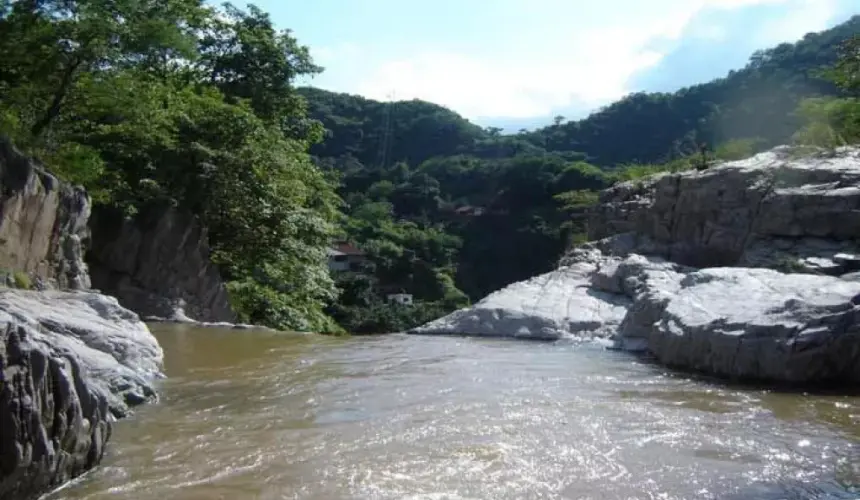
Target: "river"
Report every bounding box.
[46,324,859,500]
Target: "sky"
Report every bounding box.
[248,0,858,131]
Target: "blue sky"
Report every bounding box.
[246,0,857,130]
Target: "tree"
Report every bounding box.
[794,34,860,146]
[826,35,859,96]
[0,0,344,332]
[0,0,204,142]
[198,3,322,138]
[485,126,503,137]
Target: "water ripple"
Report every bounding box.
[45,327,860,500]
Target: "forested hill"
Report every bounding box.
[526,15,860,165]
[301,16,859,333]
[300,15,859,168]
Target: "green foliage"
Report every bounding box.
[43,142,109,201]
[0,0,339,332]
[299,87,487,166]
[793,38,860,147]
[0,269,34,290]
[611,157,692,182]
[793,97,860,147]
[324,271,452,334]
[713,138,765,161]
[822,35,859,96]
[554,190,599,211]
[519,17,859,165]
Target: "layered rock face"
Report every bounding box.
[88,206,235,323]
[0,290,163,499]
[588,146,860,273]
[412,147,860,384]
[0,136,91,290]
[0,135,234,323]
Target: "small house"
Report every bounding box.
[386,293,413,306]
[327,242,367,272]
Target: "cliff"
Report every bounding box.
[412,146,860,384]
[588,146,860,274]
[0,138,234,499]
[88,206,236,323]
[0,137,91,290]
[0,136,235,323]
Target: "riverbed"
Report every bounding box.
[46,324,860,499]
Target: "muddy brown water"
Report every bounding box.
[45,324,860,500]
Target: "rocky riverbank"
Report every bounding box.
[412,146,860,384]
[0,290,163,499]
[0,135,240,499]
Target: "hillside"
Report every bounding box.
[527,15,859,165]
[302,15,858,168]
[297,16,859,332]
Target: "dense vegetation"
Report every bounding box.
[1,1,856,333]
[304,20,860,332]
[0,0,342,331]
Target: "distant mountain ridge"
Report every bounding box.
[298,15,859,168]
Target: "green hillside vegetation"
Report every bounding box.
[1,1,857,333]
[305,23,859,333]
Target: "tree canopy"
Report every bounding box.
[0,0,341,332]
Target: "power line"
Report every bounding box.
[376,90,396,170]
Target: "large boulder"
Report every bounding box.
[0,290,163,500]
[609,255,860,383]
[411,252,630,340]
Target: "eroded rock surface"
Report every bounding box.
[588,146,860,272]
[0,290,162,499]
[616,260,860,383]
[411,256,630,340]
[412,147,860,384]
[88,206,235,323]
[0,136,91,290]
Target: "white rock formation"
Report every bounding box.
[411,256,630,340]
[412,146,860,383]
[0,290,163,499]
[608,254,860,383]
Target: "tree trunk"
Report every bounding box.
[30,56,82,138]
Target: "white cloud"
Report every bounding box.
[755,0,837,45]
[694,23,730,41]
[312,42,362,66]
[318,0,836,120]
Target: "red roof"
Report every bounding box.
[333,242,365,256]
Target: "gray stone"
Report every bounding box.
[410,258,630,340]
[0,289,163,499]
[588,146,860,269]
[88,206,235,323]
[610,257,860,383]
[0,136,91,290]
